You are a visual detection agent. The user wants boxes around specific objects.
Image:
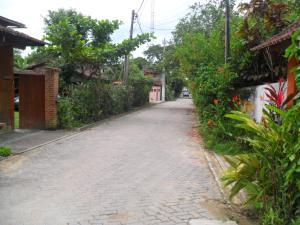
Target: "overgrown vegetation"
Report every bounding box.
[224,103,300,225]
[173,0,246,155]
[223,27,300,225]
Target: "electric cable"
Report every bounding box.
[136,17,144,34]
[137,0,146,14]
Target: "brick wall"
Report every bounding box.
[44,68,59,129]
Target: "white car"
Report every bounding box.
[183,91,190,97]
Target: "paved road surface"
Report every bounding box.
[0,99,223,225]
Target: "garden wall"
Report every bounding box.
[239,82,287,122]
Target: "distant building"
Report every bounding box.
[144,69,163,103]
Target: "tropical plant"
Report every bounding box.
[264,78,286,109]
[223,103,300,224]
[222,154,261,205]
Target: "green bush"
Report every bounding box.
[191,65,237,124]
[130,78,152,107]
[0,146,12,157]
[110,85,133,114]
[71,82,106,122]
[57,97,78,128]
[223,104,300,225]
[189,65,245,156]
[166,85,175,101]
[57,78,150,128]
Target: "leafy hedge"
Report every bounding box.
[57,79,152,128]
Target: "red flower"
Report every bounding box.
[232,95,239,103]
[213,99,219,105]
[264,78,286,109]
[207,119,215,126]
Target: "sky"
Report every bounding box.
[0,0,201,57]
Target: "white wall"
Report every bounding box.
[239,82,287,122]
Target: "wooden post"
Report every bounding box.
[0,46,14,129]
[225,0,230,63]
[123,10,135,85]
[287,56,299,108]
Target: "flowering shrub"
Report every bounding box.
[191,65,237,124]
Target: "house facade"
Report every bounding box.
[144,69,164,103]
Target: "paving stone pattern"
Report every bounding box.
[0,99,223,225]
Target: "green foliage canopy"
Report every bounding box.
[29,9,152,83]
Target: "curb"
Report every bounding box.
[203,149,227,202]
[203,149,246,205]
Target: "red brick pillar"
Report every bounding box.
[287,57,299,108]
[0,46,14,129]
[44,68,59,129]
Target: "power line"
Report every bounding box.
[137,0,147,18]
[149,0,194,25]
[155,18,181,27]
[141,24,175,31]
[136,0,146,14]
[136,17,144,34]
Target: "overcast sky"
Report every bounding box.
[1,0,203,57]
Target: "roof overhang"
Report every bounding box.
[251,21,300,51]
[0,25,45,49]
[0,16,26,28]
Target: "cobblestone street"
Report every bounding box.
[0,99,223,225]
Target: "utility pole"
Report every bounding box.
[150,0,155,33]
[123,10,135,84]
[161,38,166,102]
[225,0,230,63]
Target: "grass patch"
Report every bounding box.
[213,141,243,155]
[14,111,19,129]
[0,146,12,157]
[199,124,245,156]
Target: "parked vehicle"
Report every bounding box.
[183,90,190,97]
[182,87,190,97]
